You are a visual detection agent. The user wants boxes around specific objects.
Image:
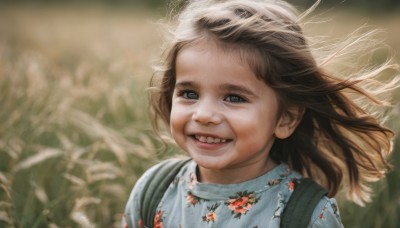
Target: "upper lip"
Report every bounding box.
[192,133,224,138]
[188,131,227,139]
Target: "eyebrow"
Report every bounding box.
[174,81,197,89]
[174,81,258,98]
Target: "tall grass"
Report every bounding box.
[0,5,165,227]
[0,4,399,228]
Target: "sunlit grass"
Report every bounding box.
[0,5,165,227]
[0,4,399,227]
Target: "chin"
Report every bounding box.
[191,155,227,170]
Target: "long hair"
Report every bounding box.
[149,0,398,206]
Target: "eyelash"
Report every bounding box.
[176,90,247,103]
[177,90,198,99]
[224,94,246,103]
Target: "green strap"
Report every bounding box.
[280,178,328,228]
[140,157,191,228]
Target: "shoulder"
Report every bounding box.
[123,157,191,227]
[135,157,191,186]
[128,159,171,195]
[127,157,192,204]
[122,161,164,226]
[308,196,343,228]
[272,169,343,228]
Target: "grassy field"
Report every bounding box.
[0,4,399,228]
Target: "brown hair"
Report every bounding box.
[149,0,399,206]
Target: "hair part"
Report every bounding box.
[149,0,399,206]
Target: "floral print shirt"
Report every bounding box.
[123,160,343,228]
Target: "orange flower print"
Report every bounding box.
[188,173,196,190]
[204,212,217,222]
[319,207,327,220]
[288,180,295,191]
[154,210,164,228]
[266,169,291,187]
[225,191,259,219]
[138,219,144,228]
[202,203,220,223]
[186,191,201,206]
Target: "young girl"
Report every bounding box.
[123,0,398,227]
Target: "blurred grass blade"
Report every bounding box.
[14,148,62,172]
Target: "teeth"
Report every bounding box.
[195,135,227,144]
[199,136,206,142]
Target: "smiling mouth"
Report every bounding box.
[193,135,229,144]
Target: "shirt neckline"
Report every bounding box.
[184,161,292,201]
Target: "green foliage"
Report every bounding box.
[340,119,400,228]
[0,6,164,227]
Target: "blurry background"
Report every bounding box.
[0,0,399,227]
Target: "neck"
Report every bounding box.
[197,159,278,184]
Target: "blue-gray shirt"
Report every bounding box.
[123,160,343,228]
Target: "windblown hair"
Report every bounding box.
[149,0,398,206]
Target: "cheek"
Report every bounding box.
[169,104,186,134]
[235,122,276,155]
[229,110,277,142]
[169,104,190,151]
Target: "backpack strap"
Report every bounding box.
[280,178,328,228]
[139,157,191,228]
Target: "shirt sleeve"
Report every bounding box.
[122,163,162,228]
[308,197,344,228]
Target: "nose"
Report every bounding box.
[192,99,222,125]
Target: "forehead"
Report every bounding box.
[177,39,263,77]
[175,40,270,94]
[176,41,251,76]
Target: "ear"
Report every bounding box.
[274,106,304,139]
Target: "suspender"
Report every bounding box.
[280,178,328,228]
[139,158,191,228]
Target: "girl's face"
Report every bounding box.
[170,41,290,183]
